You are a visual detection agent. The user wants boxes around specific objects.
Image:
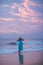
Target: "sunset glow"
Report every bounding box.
[0,0,43,40]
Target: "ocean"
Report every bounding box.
[0,39,43,54]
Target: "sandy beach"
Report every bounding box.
[0,51,43,65]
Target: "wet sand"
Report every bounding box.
[0,51,43,65]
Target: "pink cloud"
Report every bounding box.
[9,0,42,23]
[11,3,18,8]
[23,0,42,16]
[12,22,40,34]
[18,6,29,18]
[23,0,34,14]
[10,0,42,17]
[9,10,21,16]
[23,0,42,7]
[0,29,17,33]
[9,9,42,23]
[31,17,43,23]
[0,18,14,21]
[0,0,42,34]
[0,22,41,34]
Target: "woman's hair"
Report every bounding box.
[17,37,24,41]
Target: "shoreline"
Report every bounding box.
[0,51,43,65]
[0,48,43,55]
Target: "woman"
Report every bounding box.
[17,37,24,65]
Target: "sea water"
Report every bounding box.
[0,39,43,54]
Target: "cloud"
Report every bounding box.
[2,4,9,7]
[0,20,19,34]
[23,0,43,8]
[11,23,42,34]
[0,21,42,34]
[23,0,42,16]
[0,0,43,39]
[0,18,14,21]
[31,17,43,23]
[9,0,43,24]
[0,29,17,33]
[0,1,43,27]
[11,3,18,8]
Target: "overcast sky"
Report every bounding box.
[0,0,43,40]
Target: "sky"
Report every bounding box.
[0,0,43,40]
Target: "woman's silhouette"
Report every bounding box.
[17,37,24,65]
